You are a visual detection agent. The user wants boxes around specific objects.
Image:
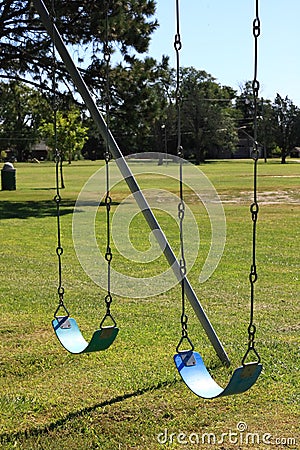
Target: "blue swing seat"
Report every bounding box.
[52,316,119,354]
[174,350,262,399]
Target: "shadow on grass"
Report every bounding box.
[0,200,75,220]
[0,200,123,220]
[0,380,178,444]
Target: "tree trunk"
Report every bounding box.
[281,149,287,164]
[194,143,205,164]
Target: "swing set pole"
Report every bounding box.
[33,0,230,367]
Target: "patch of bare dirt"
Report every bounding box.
[220,190,300,204]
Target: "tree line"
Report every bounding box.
[1,0,299,164]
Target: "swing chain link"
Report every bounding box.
[53,146,68,317]
[174,0,185,279]
[251,0,260,161]
[104,293,113,319]
[100,292,117,329]
[100,1,116,329]
[174,33,182,52]
[103,34,111,64]
[178,198,186,279]
[105,242,113,263]
[54,290,69,319]
[178,200,185,220]
[50,0,68,318]
[173,0,193,353]
[104,149,111,163]
[180,313,188,336]
[243,0,261,364]
[103,0,112,164]
[176,313,195,353]
[51,0,68,317]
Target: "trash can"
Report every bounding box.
[1,162,16,190]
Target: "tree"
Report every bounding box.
[0,80,50,161]
[90,56,170,155]
[236,83,277,160]
[235,82,255,130]
[0,1,158,92]
[272,94,300,164]
[0,1,161,160]
[179,67,238,163]
[257,98,276,161]
[39,107,88,186]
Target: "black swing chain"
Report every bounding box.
[51,0,69,318]
[174,0,193,353]
[243,0,261,364]
[100,2,116,328]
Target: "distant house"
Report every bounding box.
[30,141,49,161]
[290,147,300,157]
[234,135,252,159]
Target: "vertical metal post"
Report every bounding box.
[33,0,230,366]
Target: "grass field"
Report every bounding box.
[0,158,299,449]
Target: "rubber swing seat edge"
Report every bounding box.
[52,316,119,354]
[174,350,262,399]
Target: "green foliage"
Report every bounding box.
[39,107,88,162]
[0,1,158,90]
[2,1,300,164]
[0,81,50,161]
[236,84,300,163]
[0,150,7,161]
[0,160,299,449]
[107,56,170,154]
[179,68,238,162]
[272,93,300,163]
[271,145,282,158]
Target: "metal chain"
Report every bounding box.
[174,0,193,353]
[54,150,69,318]
[51,0,69,318]
[243,0,261,364]
[100,2,116,329]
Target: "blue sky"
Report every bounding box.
[146,1,300,105]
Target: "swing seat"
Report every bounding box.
[52,316,119,354]
[174,350,262,399]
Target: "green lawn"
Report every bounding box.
[0,158,299,449]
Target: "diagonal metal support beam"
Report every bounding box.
[33,0,230,366]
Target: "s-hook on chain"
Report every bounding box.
[243,0,261,364]
[174,0,194,353]
[100,1,117,329]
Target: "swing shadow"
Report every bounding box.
[0,379,178,444]
[0,199,121,220]
[0,200,75,220]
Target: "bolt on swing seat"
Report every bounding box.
[174,350,262,399]
[52,316,119,354]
